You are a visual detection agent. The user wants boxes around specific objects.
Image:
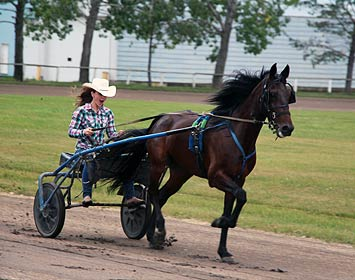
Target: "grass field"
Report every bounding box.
[0,94,354,246]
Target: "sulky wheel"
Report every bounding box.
[121,183,151,240]
[33,182,65,238]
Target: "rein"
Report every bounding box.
[91,114,162,131]
[93,112,269,132]
[202,112,269,125]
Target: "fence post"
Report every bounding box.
[328,80,332,93]
[294,79,298,92]
[93,68,97,79]
[126,70,131,85]
[192,73,196,88]
[102,71,109,80]
[35,66,42,80]
[56,66,59,82]
[159,73,164,86]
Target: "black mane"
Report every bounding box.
[209,68,268,116]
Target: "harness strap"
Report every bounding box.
[189,116,226,177]
[227,122,256,178]
[189,115,210,177]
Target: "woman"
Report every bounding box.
[68,78,144,207]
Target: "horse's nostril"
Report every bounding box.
[281,125,294,136]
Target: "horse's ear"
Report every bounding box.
[270,63,277,78]
[281,64,290,79]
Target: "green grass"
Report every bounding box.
[0,94,354,246]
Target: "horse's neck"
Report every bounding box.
[231,84,266,149]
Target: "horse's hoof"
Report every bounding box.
[211,216,229,228]
[221,256,236,264]
[148,229,166,250]
[149,242,164,250]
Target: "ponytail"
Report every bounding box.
[75,87,93,107]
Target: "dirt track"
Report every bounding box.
[1,84,355,279]
[1,193,355,280]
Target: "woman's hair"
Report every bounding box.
[75,86,94,107]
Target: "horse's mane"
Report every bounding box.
[209,68,269,116]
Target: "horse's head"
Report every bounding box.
[261,63,295,138]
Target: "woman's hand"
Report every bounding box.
[83,128,94,136]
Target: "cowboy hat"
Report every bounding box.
[82,78,116,97]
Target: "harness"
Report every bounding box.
[188,114,256,178]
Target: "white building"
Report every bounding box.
[23,24,117,82]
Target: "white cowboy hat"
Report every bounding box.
[82,78,116,97]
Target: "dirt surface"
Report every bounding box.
[1,84,355,279]
[1,193,355,280]
[1,83,355,111]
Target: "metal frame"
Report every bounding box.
[37,125,194,211]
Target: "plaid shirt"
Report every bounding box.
[68,103,118,151]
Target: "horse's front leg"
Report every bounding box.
[210,174,247,261]
[229,180,247,228]
[211,175,247,229]
[216,192,236,263]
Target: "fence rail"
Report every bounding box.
[0,62,353,93]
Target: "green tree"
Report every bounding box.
[0,0,79,81]
[79,0,101,83]
[102,0,196,86]
[289,0,354,93]
[25,0,103,83]
[185,0,298,88]
[0,0,27,81]
[0,0,112,82]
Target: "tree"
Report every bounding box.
[102,0,197,86]
[78,0,101,83]
[25,0,101,83]
[0,0,79,81]
[0,0,27,81]
[185,0,299,88]
[1,0,111,83]
[289,0,355,93]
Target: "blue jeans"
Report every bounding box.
[81,160,135,199]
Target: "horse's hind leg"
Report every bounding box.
[146,162,167,249]
[148,165,191,249]
[159,165,191,206]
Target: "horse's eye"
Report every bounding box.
[269,92,276,99]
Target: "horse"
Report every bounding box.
[108,63,295,262]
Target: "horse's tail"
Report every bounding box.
[102,128,148,193]
[103,115,165,193]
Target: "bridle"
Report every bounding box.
[260,77,296,133]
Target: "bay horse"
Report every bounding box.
[109,63,295,262]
